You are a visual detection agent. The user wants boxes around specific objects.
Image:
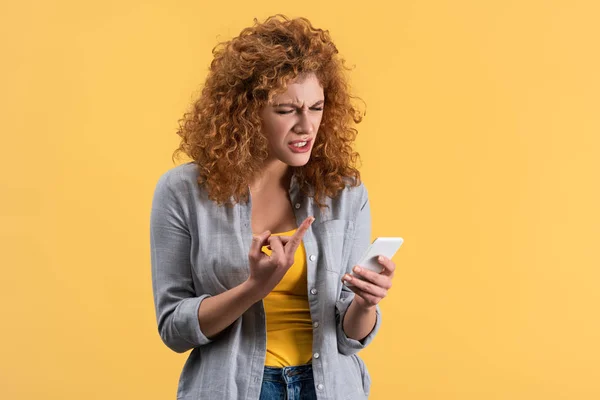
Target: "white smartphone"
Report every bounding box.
[347,237,404,285]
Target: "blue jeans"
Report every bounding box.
[259,363,318,400]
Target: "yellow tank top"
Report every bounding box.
[260,228,313,367]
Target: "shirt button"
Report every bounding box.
[295,203,301,209]
[313,321,319,328]
[313,352,320,359]
[310,288,318,295]
[309,254,316,262]
[317,384,324,390]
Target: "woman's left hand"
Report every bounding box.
[341,255,395,309]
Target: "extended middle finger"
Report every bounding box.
[286,217,314,252]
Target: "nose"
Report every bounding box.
[293,109,314,135]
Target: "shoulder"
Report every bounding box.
[154,162,200,195]
[152,162,205,212]
[337,178,369,207]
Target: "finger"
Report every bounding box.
[278,235,292,245]
[268,235,285,264]
[351,266,392,290]
[264,237,289,252]
[249,230,271,259]
[285,216,314,254]
[377,255,396,277]
[342,273,388,299]
[341,279,380,306]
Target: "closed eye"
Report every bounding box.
[276,107,324,115]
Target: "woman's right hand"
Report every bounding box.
[246,216,315,299]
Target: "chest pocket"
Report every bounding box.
[312,219,355,274]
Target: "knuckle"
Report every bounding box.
[275,258,286,268]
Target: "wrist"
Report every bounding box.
[242,279,265,303]
[352,296,376,313]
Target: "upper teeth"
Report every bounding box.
[292,141,307,147]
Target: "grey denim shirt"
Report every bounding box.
[150,162,382,399]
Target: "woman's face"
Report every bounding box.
[259,72,325,167]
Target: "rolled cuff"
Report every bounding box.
[335,291,382,355]
[161,294,213,353]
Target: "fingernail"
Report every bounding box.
[378,255,385,262]
[353,266,361,273]
[343,275,352,282]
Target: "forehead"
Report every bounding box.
[271,73,324,104]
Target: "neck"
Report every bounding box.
[249,159,293,193]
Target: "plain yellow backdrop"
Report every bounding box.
[1,0,599,399]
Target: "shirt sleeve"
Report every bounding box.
[150,171,214,353]
[335,183,382,355]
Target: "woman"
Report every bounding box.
[150,14,396,400]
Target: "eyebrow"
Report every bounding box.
[273,100,325,108]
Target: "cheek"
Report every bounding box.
[313,114,324,127]
[264,120,291,141]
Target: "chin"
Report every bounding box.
[286,155,311,167]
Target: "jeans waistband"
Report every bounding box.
[263,363,313,384]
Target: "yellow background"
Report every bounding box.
[1,0,599,399]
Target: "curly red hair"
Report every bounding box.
[173,14,366,210]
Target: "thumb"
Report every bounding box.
[260,230,271,243]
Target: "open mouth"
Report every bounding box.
[288,138,313,153]
[291,141,309,148]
